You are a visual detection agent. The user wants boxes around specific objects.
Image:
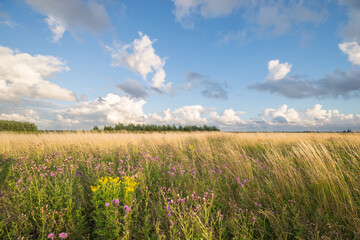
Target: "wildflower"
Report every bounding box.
[112,199,119,205]
[124,205,132,212]
[47,233,55,239]
[106,202,110,207]
[59,233,68,239]
[18,177,23,183]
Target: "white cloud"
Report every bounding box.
[45,16,66,42]
[58,93,147,126]
[263,104,300,124]
[209,109,246,126]
[0,109,52,126]
[148,105,210,125]
[0,46,76,102]
[339,41,360,65]
[2,96,357,131]
[110,32,172,92]
[267,59,292,81]
[56,114,79,124]
[25,0,110,42]
[261,104,359,129]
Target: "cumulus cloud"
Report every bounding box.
[0,46,76,102]
[110,32,172,93]
[148,105,211,125]
[267,59,292,81]
[57,93,147,127]
[263,104,300,124]
[339,41,360,65]
[209,109,246,126]
[116,78,149,99]
[56,114,79,124]
[3,93,358,131]
[260,104,360,130]
[0,109,52,126]
[249,61,360,99]
[25,0,110,42]
[147,103,359,131]
[184,71,229,99]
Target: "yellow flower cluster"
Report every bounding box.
[123,176,137,193]
[90,176,137,193]
[91,176,120,192]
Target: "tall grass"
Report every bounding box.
[0,132,359,239]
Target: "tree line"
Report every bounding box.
[0,120,38,131]
[94,123,220,132]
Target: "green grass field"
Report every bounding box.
[0,132,359,239]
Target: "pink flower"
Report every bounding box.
[112,199,119,205]
[106,202,110,207]
[47,233,55,239]
[59,232,68,239]
[124,205,131,212]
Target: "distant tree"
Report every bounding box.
[93,125,99,131]
[115,123,124,131]
[104,125,115,131]
[0,120,37,131]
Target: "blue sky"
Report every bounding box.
[0,0,360,131]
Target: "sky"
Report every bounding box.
[0,0,360,131]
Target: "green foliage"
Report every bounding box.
[101,123,220,132]
[0,120,37,132]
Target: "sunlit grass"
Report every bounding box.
[0,132,359,239]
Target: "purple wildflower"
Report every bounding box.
[59,232,68,239]
[105,202,110,207]
[47,233,55,239]
[124,205,132,212]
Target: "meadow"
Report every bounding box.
[0,132,359,239]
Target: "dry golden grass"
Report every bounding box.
[1,131,359,153]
